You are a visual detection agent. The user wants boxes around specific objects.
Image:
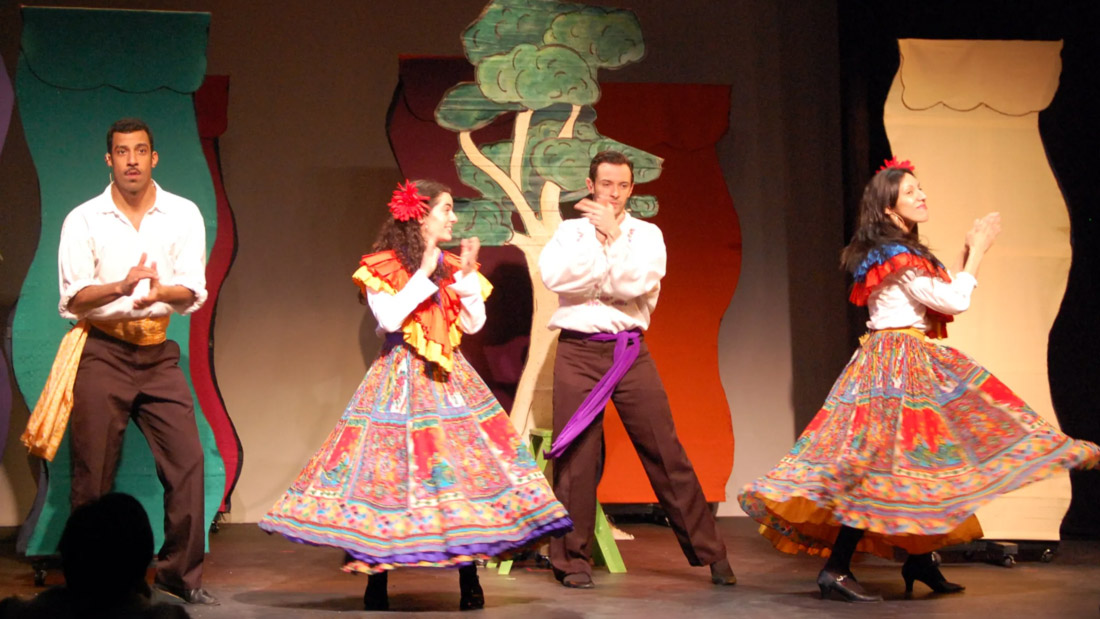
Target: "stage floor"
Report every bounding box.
[3,517,1099,618]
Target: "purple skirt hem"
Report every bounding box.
[259,517,573,568]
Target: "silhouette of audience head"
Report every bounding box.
[0,492,191,618]
[60,492,155,604]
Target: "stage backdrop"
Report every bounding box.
[11,7,225,554]
[884,38,1070,540]
[0,51,12,465]
[192,74,244,512]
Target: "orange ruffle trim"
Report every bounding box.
[757,496,984,559]
[849,252,951,306]
[353,250,492,372]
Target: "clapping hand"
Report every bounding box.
[575,198,621,244]
[121,253,158,297]
[131,255,162,309]
[966,212,1002,255]
[459,237,480,275]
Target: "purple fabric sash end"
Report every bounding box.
[547,330,641,459]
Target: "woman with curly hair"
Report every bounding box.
[260,180,572,611]
[738,158,1100,602]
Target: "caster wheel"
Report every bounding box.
[1001,555,1016,568]
[34,569,47,587]
[1039,549,1054,563]
[536,554,551,569]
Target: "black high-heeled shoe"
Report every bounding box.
[901,557,964,594]
[459,564,485,611]
[363,571,389,611]
[816,568,883,603]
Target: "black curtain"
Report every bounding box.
[838,0,1100,539]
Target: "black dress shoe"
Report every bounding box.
[902,557,965,594]
[155,583,220,605]
[709,558,737,585]
[458,564,485,611]
[561,572,594,589]
[816,569,882,603]
[363,571,389,611]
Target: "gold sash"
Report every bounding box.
[89,316,170,346]
[21,316,170,461]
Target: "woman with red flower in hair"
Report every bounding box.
[738,159,1100,602]
[260,180,572,611]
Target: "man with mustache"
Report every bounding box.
[53,118,216,605]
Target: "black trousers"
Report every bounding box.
[549,332,727,577]
[69,327,206,590]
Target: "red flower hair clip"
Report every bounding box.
[877,156,915,174]
[388,180,429,222]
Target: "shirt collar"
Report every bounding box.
[95,180,166,215]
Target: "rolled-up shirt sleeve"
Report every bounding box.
[900,269,977,315]
[58,212,100,319]
[161,204,208,315]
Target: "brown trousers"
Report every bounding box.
[549,332,728,577]
[69,327,206,590]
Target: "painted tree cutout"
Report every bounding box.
[436,0,662,435]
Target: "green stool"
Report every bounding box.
[490,428,626,575]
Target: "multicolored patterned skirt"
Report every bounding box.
[260,342,572,573]
[738,330,1100,559]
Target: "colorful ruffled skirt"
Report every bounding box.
[260,342,572,573]
[738,330,1100,559]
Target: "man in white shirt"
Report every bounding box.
[57,118,216,605]
[539,151,735,589]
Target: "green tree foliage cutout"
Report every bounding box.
[436,0,662,433]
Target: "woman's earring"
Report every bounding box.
[887,210,906,230]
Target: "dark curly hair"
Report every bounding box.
[840,166,938,274]
[372,179,454,284]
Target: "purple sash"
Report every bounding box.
[547,329,641,458]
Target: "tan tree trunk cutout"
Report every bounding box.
[436,1,663,435]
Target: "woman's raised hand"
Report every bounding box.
[460,237,481,275]
[966,212,1002,255]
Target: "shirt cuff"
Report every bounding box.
[405,270,440,298]
[448,270,482,297]
[161,277,208,316]
[58,279,100,319]
[954,271,978,288]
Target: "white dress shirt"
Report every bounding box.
[367,269,487,335]
[58,182,207,320]
[539,214,665,334]
[867,267,978,330]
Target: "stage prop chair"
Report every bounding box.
[489,428,626,575]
